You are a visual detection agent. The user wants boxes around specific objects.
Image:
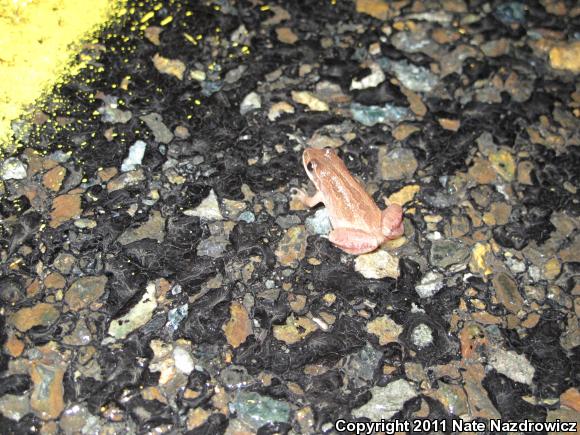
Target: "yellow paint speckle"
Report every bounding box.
[0,0,124,150]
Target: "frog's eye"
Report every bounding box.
[307,161,314,172]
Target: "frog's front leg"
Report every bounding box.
[291,188,324,208]
[328,228,381,255]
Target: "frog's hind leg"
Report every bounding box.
[328,228,380,255]
[381,203,404,239]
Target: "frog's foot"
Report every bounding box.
[290,188,324,208]
[381,203,404,239]
[328,228,381,255]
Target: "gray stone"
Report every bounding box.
[352,379,418,420]
[121,140,147,172]
[1,157,27,180]
[140,113,174,144]
[415,271,445,298]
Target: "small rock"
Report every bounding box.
[0,276,25,305]
[223,302,253,348]
[96,94,132,123]
[240,91,262,115]
[393,124,420,141]
[42,165,66,192]
[174,125,190,139]
[238,211,256,223]
[438,118,461,131]
[549,41,580,73]
[415,271,444,298]
[107,169,145,192]
[430,238,470,269]
[65,275,108,311]
[492,272,524,314]
[121,140,147,172]
[231,391,291,430]
[305,208,332,235]
[355,249,400,279]
[378,147,417,180]
[388,185,419,206]
[411,323,433,349]
[184,189,223,220]
[353,379,418,420]
[367,315,403,345]
[187,408,211,431]
[117,210,165,245]
[488,348,535,385]
[30,349,68,420]
[276,26,298,44]
[152,53,185,80]
[108,282,158,339]
[268,101,295,121]
[489,149,516,182]
[291,91,329,111]
[350,62,385,90]
[0,394,30,421]
[275,225,308,267]
[350,102,412,127]
[167,304,188,331]
[468,158,496,184]
[356,0,391,20]
[49,193,81,228]
[273,315,318,344]
[382,58,439,92]
[141,113,174,144]
[11,303,60,332]
[173,346,195,375]
[144,26,162,45]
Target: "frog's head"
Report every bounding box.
[302,147,339,187]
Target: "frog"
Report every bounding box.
[292,147,404,255]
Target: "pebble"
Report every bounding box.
[275,225,308,267]
[152,53,185,80]
[381,58,439,92]
[64,275,108,311]
[415,271,445,298]
[108,282,158,339]
[237,210,256,223]
[366,315,403,345]
[107,168,145,192]
[30,347,68,420]
[276,26,298,44]
[184,189,223,220]
[352,379,418,420]
[117,210,166,245]
[410,324,433,350]
[291,90,329,111]
[273,315,318,344]
[231,391,291,430]
[492,272,524,314]
[355,0,391,20]
[350,102,412,126]
[240,91,262,115]
[0,394,30,421]
[378,147,418,180]
[11,303,60,332]
[350,62,385,90]
[167,304,188,331]
[488,348,535,385]
[549,41,580,73]
[305,207,332,235]
[49,193,81,228]
[355,249,400,279]
[430,238,470,269]
[140,113,174,144]
[388,185,419,206]
[268,101,295,121]
[223,301,253,348]
[42,165,66,191]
